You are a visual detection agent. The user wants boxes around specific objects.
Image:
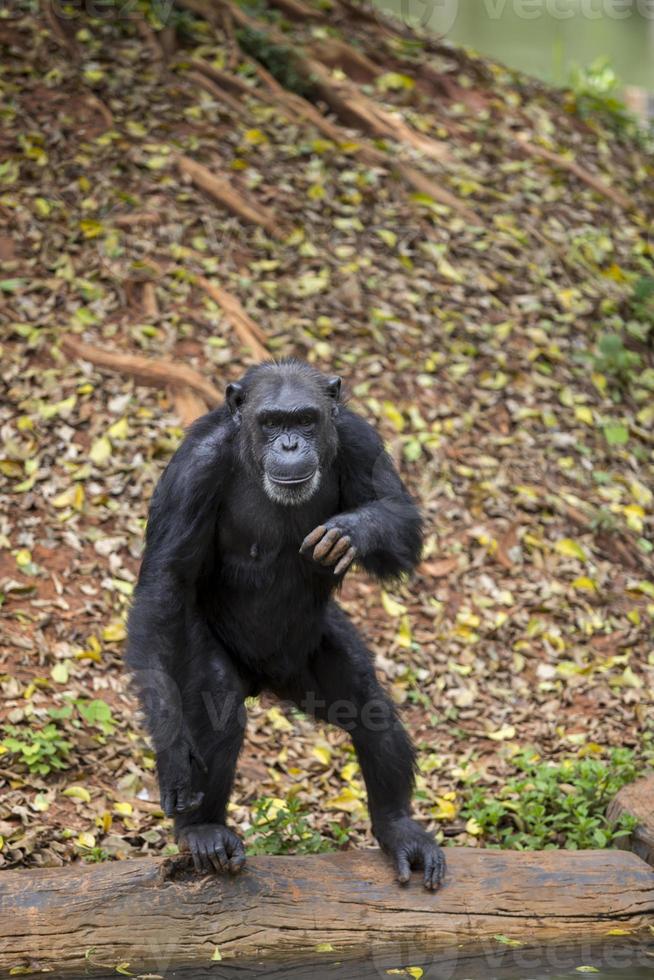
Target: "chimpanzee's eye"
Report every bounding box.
[260,417,277,433]
[298,414,315,428]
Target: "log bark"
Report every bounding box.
[608,775,654,868]
[1,848,653,977]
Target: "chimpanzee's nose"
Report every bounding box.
[281,433,298,452]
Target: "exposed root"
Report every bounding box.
[60,337,223,407]
[188,70,246,114]
[177,155,284,237]
[195,276,269,360]
[265,0,327,20]
[142,282,159,318]
[40,0,78,56]
[167,386,209,425]
[515,135,634,210]
[113,211,160,228]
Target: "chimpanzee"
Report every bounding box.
[127,359,445,889]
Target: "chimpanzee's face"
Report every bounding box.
[226,369,340,506]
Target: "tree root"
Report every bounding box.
[195,276,269,360]
[189,59,475,220]
[177,155,284,237]
[515,136,634,210]
[60,337,223,408]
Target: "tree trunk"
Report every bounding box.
[2,848,654,977]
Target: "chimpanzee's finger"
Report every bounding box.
[313,527,341,561]
[300,525,326,554]
[208,840,228,873]
[395,850,412,885]
[319,534,351,566]
[162,792,175,818]
[227,837,246,874]
[189,742,209,774]
[334,546,357,576]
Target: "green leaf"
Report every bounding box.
[603,423,629,446]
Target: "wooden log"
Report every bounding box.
[608,774,654,868]
[1,848,653,977]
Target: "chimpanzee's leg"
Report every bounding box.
[280,603,445,890]
[173,626,249,874]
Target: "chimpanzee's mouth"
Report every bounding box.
[269,471,316,486]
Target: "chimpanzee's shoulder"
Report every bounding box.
[335,406,384,456]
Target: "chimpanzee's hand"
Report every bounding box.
[300,517,358,576]
[179,823,246,875]
[375,816,446,891]
[157,738,207,817]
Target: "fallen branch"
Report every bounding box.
[195,276,269,360]
[60,337,222,407]
[1,849,653,976]
[515,135,634,210]
[177,155,284,237]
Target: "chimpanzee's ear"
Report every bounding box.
[226,382,245,421]
[326,376,341,401]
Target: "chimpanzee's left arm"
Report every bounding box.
[301,408,422,578]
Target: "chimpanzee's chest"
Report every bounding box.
[215,470,340,584]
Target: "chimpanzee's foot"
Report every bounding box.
[178,823,246,875]
[375,816,446,890]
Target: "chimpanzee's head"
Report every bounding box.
[226,360,341,506]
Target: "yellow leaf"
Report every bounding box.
[340,762,359,782]
[488,724,516,741]
[382,401,405,432]
[15,549,32,568]
[90,436,112,466]
[432,795,458,820]
[407,969,424,979]
[266,706,293,732]
[211,948,222,961]
[327,788,364,813]
[52,484,85,511]
[243,128,268,145]
[108,417,129,439]
[312,746,331,767]
[465,817,482,836]
[315,944,335,953]
[381,591,406,618]
[605,928,632,936]
[572,577,597,592]
[51,662,69,683]
[64,785,91,802]
[574,405,593,425]
[102,621,126,643]
[396,615,412,649]
[113,801,133,817]
[555,538,587,561]
[76,832,96,849]
[623,505,645,533]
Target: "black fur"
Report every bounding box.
[126,360,445,888]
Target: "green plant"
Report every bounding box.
[244,795,349,855]
[567,59,636,135]
[591,333,642,387]
[629,276,654,343]
[460,748,639,850]
[1,723,72,776]
[49,697,116,736]
[236,27,316,98]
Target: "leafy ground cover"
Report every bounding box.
[0,0,652,868]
